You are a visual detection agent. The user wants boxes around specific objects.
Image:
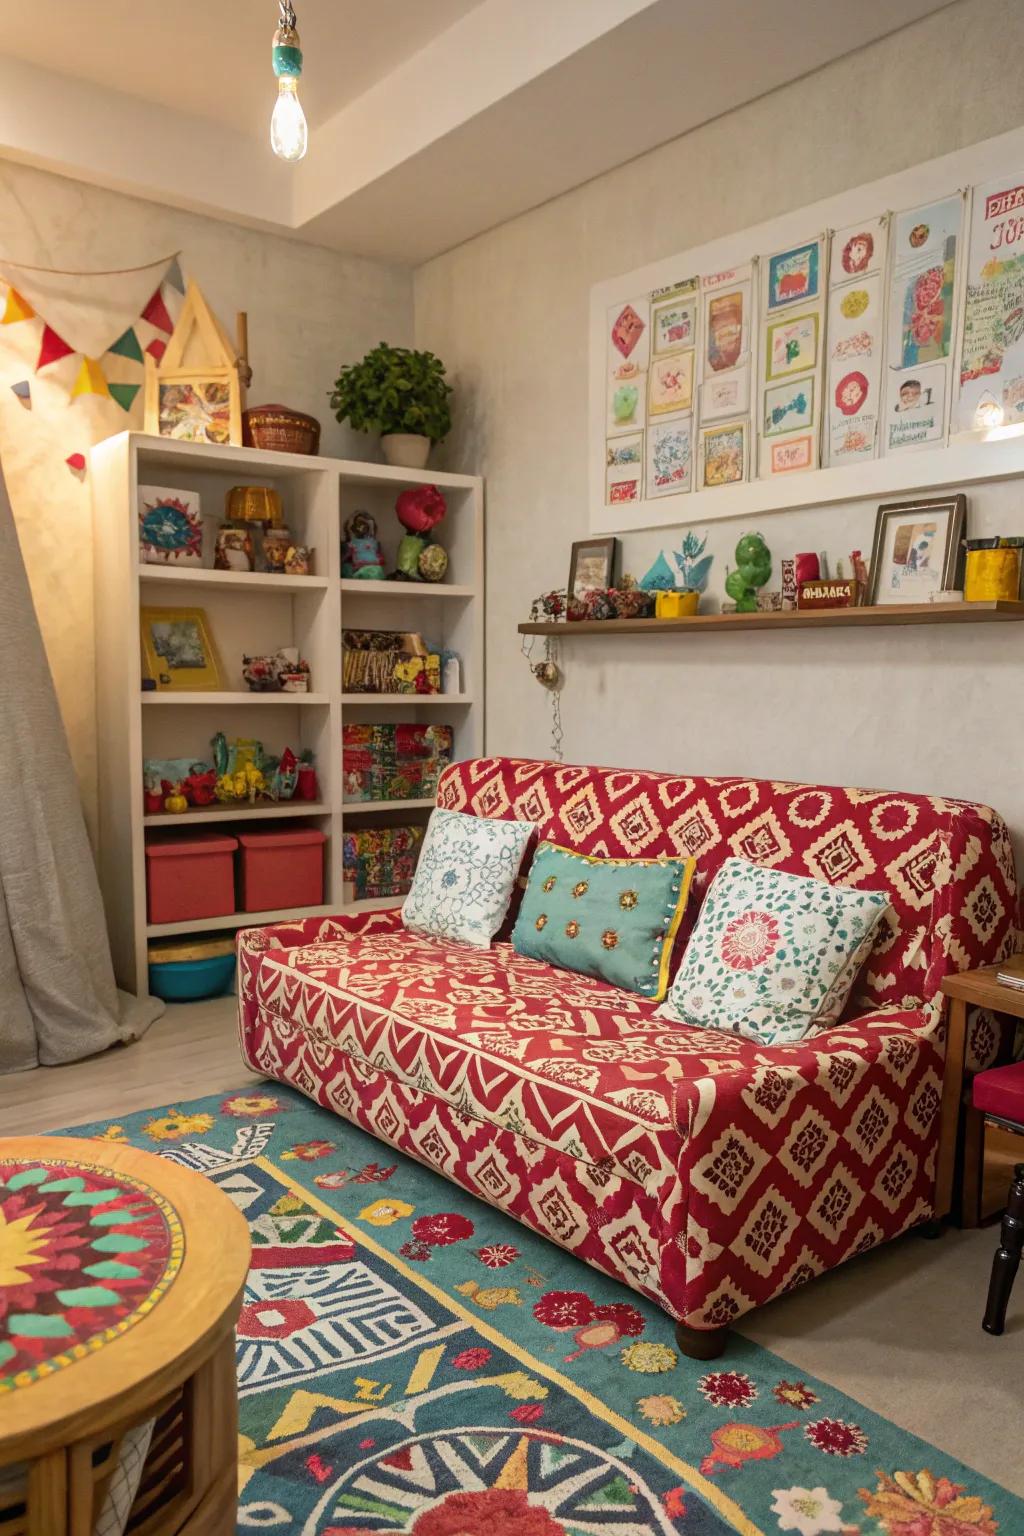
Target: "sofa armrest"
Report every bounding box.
[236,905,403,959]
[672,1003,944,1327]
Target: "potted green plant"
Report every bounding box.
[330,342,453,469]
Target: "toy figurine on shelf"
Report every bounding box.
[296,749,318,801]
[267,747,298,801]
[184,768,217,806]
[342,512,386,579]
[725,532,772,613]
[394,485,446,581]
[164,782,189,814]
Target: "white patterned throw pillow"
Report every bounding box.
[658,856,890,1045]
[402,808,535,948]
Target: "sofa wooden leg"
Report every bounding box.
[982,1162,1024,1336]
[674,1320,729,1360]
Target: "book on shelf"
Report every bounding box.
[996,956,1024,991]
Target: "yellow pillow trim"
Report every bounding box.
[535,840,696,1003]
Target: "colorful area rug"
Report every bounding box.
[55,1086,1015,1536]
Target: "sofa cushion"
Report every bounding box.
[660,856,890,1045]
[972,1060,1024,1125]
[402,808,534,948]
[511,842,695,1000]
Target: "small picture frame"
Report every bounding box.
[568,537,618,599]
[141,606,223,692]
[867,494,966,606]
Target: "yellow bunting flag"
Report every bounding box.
[70,355,111,401]
[1,287,35,324]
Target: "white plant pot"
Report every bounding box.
[380,433,431,469]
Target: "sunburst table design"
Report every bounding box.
[0,1137,249,1536]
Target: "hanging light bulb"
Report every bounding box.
[271,1,308,162]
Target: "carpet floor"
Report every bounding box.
[47,1083,1022,1536]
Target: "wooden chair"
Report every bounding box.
[972,1061,1024,1335]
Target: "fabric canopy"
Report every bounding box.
[0,454,161,1072]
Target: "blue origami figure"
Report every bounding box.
[639,551,676,590]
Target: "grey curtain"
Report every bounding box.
[0,458,161,1073]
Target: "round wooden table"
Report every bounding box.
[0,1135,250,1536]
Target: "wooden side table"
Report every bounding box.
[939,960,1024,1227]
[0,1136,250,1536]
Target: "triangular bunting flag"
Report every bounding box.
[165,256,185,294]
[71,356,111,401]
[142,286,174,334]
[66,453,87,478]
[146,337,167,362]
[2,287,35,324]
[37,324,74,370]
[10,380,31,409]
[108,327,144,363]
[109,381,141,413]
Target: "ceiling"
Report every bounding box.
[1,0,485,134]
[0,0,955,265]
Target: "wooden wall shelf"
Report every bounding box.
[518,600,1024,637]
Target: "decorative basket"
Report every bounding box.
[243,403,321,456]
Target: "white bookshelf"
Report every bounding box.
[92,430,484,996]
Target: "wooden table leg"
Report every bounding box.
[29,1449,67,1536]
[936,996,967,1221]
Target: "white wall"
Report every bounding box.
[0,161,412,820]
[415,0,1024,855]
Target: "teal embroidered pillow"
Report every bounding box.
[658,855,890,1045]
[402,808,535,948]
[511,842,695,1000]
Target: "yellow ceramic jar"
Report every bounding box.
[964,546,1022,602]
[656,590,700,618]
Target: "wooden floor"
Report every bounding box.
[0,996,257,1136]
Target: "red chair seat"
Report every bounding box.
[973,1061,1024,1127]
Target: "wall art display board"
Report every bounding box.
[589,124,1024,535]
[824,215,889,465]
[758,236,827,478]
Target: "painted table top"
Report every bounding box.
[0,1153,183,1393]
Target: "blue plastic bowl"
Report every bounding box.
[148,952,236,1001]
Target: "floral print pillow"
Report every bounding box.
[658,856,890,1045]
[402,809,535,949]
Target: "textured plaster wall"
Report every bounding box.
[0,161,412,825]
[414,0,1024,855]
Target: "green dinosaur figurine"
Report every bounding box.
[724,532,771,612]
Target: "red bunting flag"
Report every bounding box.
[146,337,167,362]
[37,324,74,371]
[142,286,174,334]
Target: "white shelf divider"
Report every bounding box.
[92,429,484,997]
[342,798,435,815]
[141,691,332,706]
[142,566,330,592]
[340,693,473,707]
[340,579,474,599]
[143,801,330,828]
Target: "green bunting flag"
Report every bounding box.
[109,381,141,413]
[108,327,144,364]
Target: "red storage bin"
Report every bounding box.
[145,831,238,925]
[237,827,326,913]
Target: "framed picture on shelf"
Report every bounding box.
[140,606,223,691]
[568,537,618,598]
[867,494,966,605]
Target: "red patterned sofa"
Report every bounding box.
[237,757,1020,1357]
